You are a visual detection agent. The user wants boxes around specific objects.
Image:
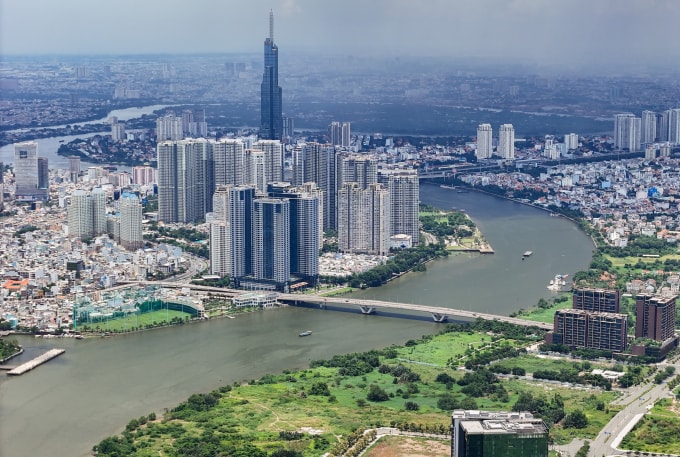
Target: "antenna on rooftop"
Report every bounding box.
[269,10,274,42]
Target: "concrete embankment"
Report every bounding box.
[7,349,65,376]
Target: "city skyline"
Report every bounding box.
[1,1,680,72]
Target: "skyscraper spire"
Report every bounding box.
[269,9,274,43]
[261,9,282,140]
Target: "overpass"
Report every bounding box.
[106,282,551,330]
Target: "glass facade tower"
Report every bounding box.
[260,10,283,140]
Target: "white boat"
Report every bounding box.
[299,330,313,337]
[547,274,569,291]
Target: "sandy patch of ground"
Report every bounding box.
[364,435,449,457]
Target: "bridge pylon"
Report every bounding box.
[431,313,448,323]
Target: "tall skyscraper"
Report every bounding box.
[14,141,45,201]
[267,182,320,286]
[564,133,579,150]
[156,114,183,141]
[111,120,126,141]
[253,140,284,184]
[658,110,670,142]
[119,192,143,250]
[380,169,420,246]
[337,153,378,190]
[329,121,342,146]
[252,198,290,289]
[498,124,515,159]
[476,124,493,159]
[260,10,283,140]
[67,189,106,240]
[302,143,337,231]
[641,110,657,144]
[341,122,351,148]
[37,157,49,195]
[69,156,81,183]
[210,185,259,280]
[613,113,641,151]
[668,108,680,144]
[157,139,210,223]
[337,182,390,256]
[213,139,247,187]
[68,190,95,240]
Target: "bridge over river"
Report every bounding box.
[277,293,552,329]
[113,281,551,330]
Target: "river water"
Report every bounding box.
[0,104,167,168]
[0,183,594,457]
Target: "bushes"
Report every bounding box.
[367,384,389,402]
[564,410,589,429]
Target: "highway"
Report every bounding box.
[586,381,671,457]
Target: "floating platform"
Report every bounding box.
[7,349,65,376]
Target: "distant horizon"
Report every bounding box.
[2,0,680,73]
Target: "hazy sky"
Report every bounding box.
[2,0,679,68]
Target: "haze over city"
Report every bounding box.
[2,0,680,72]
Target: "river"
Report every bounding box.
[0,186,594,457]
[0,104,167,168]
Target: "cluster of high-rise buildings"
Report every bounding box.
[156,109,208,141]
[66,188,144,251]
[475,123,515,160]
[614,108,680,152]
[546,287,677,357]
[152,14,418,291]
[156,137,419,291]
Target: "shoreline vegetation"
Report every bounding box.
[91,319,623,457]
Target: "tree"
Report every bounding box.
[309,382,331,396]
[564,410,589,429]
[367,384,389,402]
[405,401,420,411]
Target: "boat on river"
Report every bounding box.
[547,274,569,291]
[299,330,313,337]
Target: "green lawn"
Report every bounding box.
[620,398,680,454]
[78,309,192,332]
[521,300,572,323]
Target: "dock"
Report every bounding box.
[7,349,65,376]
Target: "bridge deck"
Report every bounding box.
[105,283,551,330]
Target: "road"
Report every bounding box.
[563,380,672,457]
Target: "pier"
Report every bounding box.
[7,349,65,376]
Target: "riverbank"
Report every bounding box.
[90,322,619,456]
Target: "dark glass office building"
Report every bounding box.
[451,410,548,457]
[260,10,283,140]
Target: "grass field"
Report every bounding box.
[605,253,680,268]
[620,398,680,454]
[521,300,572,323]
[78,309,192,331]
